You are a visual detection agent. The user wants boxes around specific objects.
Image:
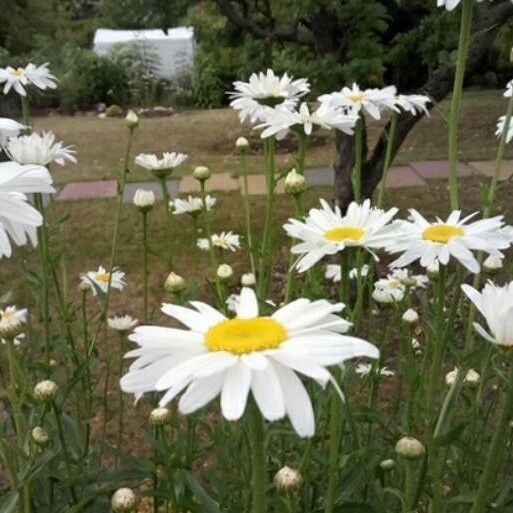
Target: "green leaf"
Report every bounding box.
[334,502,377,513]
[0,491,19,513]
[182,470,220,513]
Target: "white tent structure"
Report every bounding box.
[93,27,195,80]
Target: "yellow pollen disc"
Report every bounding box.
[205,317,288,355]
[387,280,403,288]
[10,68,24,77]
[324,226,365,242]
[347,93,366,102]
[0,311,14,321]
[422,224,464,243]
[95,273,111,283]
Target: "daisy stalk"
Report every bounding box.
[351,117,364,202]
[160,176,174,270]
[247,400,266,513]
[376,112,398,208]
[142,209,150,322]
[447,0,474,210]
[239,146,256,276]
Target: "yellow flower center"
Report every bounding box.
[205,317,287,355]
[324,226,365,242]
[9,68,24,77]
[347,92,366,102]
[0,310,15,321]
[95,273,111,283]
[422,224,465,243]
[387,280,403,288]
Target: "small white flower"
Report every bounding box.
[165,272,186,293]
[0,118,26,147]
[462,281,513,348]
[402,308,419,324]
[388,268,429,289]
[496,115,513,143]
[133,189,155,209]
[229,69,310,123]
[387,210,512,274]
[121,287,378,437]
[483,254,503,272]
[437,0,486,11]
[24,63,57,91]
[411,338,421,350]
[393,94,430,116]
[34,380,59,401]
[111,488,137,513]
[325,264,370,283]
[235,136,249,149]
[192,165,212,181]
[319,83,397,120]
[241,273,256,286]
[284,199,398,273]
[173,195,216,215]
[395,436,425,459]
[217,263,234,280]
[445,367,481,387]
[504,80,513,98]
[372,279,406,304]
[197,231,241,252]
[284,168,307,195]
[0,306,27,339]
[274,466,303,492]
[355,363,395,378]
[6,132,76,167]
[135,152,188,175]
[108,315,138,332]
[80,266,125,295]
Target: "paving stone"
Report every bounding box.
[468,160,513,180]
[239,174,285,195]
[58,181,117,200]
[123,179,179,203]
[384,166,426,188]
[410,160,475,179]
[179,173,239,193]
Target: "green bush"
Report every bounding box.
[105,104,124,117]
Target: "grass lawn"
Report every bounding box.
[32,89,513,186]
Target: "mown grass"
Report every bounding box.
[31,89,513,185]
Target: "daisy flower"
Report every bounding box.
[496,115,513,143]
[0,306,27,341]
[0,67,29,96]
[318,83,397,120]
[172,195,216,215]
[24,63,58,91]
[504,80,513,98]
[325,264,370,283]
[120,287,378,437]
[0,118,26,147]
[0,161,54,258]
[197,231,241,252]
[388,268,429,289]
[257,102,358,139]
[394,94,431,116]
[462,281,513,348]
[284,199,398,273]
[229,69,310,123]
[135,152,188,177]
[372,278,406,303]
[108,315,138,332]
[355,363,395,378]
[80,266,125,295]
[6,132,76,167]
[437,0,486,11]
[387,210,512,273]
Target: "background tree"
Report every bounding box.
[213,0,513,209]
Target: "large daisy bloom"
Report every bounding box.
[229,69,310,123]
[0,118,26,147]
[284,199,398,273]
[197,231,241,252]
[372,278,406,304]
[135,152,188,177]
[0,67,29,96]
[172,195,216,216]
[496,115,513,143]
[6,132,76,167]
[257,102,358,139]
[120,287,378,437]
[462,281,513,348]
[318,84,397,120]
[24,63,57,91]
[0,161,54,258]
[80,266,125,295]
[388,210,512,273]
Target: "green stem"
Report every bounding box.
[248,401,266,513]
[284,194,304,303]
[297,131,309,174]
[20,96,30,127]
[470,362,513,513]
[377,113,397,208]
[240,153,256,277]
[447,0,474,210]
[142,210,149,323]
[6,338,25,454]
[159,177,174,271]
[257,137,276,300]
[116,335,125,467]
[351,118,363,203]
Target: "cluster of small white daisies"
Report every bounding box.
[197,231,241,252]
[0,63,57,96]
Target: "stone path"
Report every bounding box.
[55,160,512,202]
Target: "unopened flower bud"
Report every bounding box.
[111,488,137,512]
[217,264,233,281]
[284,169,306,195]
[445,367,481,388]
[274,466,303,492]
[427,261,439,279]
[34,380,58,402]
[411,338,421,350]
[193,166,211,182]
[125,110,139,130]
[402,308,419,324]
[483,255,503,274]
[149,407,171,426]
[395,436,425,459]
[32,426,49,446]
[380,458,395,470]
[133,189,155,210]
[165,272,185,294]
[241,273,256,286]
[79,280,91,292]
[235,136,250,153]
